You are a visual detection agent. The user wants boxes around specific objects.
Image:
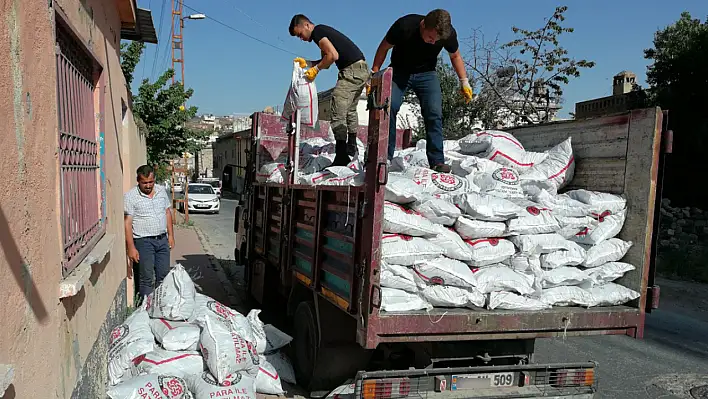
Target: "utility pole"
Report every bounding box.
[171,0,184,85]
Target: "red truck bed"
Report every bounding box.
[244,68,666,350]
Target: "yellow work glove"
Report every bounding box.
[304,65,319,81]
[294,57,307,68]
[365,81,372,96]
[460,78,474,103]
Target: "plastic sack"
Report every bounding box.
[521,138,575,191]
[265,351,296,384]
[256,355,284,395]
[146,264,196,321]
[464,238,516,267]
[412,257,477,289]
[537,286,593,307]
[564,209,627,245]
[532,189,591,217]
[150,319,200,351]
[472,266,535,295]
[454,216,506,240]
[187,371,257,399]
[380,261,418,293]
[282,60,318,127]
[488,291,551,311]
[391,149,429,171]
[199,314,259,384]
[410,195,461,226]
[298,170,334,185]
[458,130,524,154]
[454,155,506,176]
[506,205,560,235]
[502,254,541,272]
[107,374,193,399]
[472,168,525,200]
[510,233,585,254]
[420,284,485,308]
[566,189,626,214]
[246,309,267,354]
[538,266,587,289]
[256,163,285,184]
[381,234,444,266]
[454,192,523,222]
[556,215,597,231]
[427,227,474,261]
[383,202,441,237]
[456,130,547,173]
[263,324,293,354]
[300,137,334,156]
[583,262,635,286]
[586,283,640,307]
[299,154,332,175]
[380,287,432,312]
[133,349,204,378]
[108,309,155,386]
[385,174,424,204]
[405,167,477,196]
[582,238,633,268]
[540,247,587,269]
[319,167,365,186]
[190,294,256,346]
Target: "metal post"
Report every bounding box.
[292,109,301,183]
[183,154,190,223]
[170,160,176,222]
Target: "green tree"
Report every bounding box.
[119,42,145,86]
[644,12,708,206]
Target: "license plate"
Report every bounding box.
[452,372,515,390]
[474,372,515,387]
[195,204,209,209]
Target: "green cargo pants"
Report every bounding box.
[330,60,370,141]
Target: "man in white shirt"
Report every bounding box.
[124,165,174,300]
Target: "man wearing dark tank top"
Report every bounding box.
[371,9,474,172]
[290,15,370,166]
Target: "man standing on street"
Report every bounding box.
[124,165,175,301]
[371,9,474,172]
[290,14,370,166]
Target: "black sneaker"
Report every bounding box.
[432,163,451,173]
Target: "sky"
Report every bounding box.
[131,0,708,118]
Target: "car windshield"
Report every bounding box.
[209,181,220,188]
[188,185,214,194]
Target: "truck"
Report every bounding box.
[232,68,670,398]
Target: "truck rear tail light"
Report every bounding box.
[551,368,595,388]
[361,378,411,399]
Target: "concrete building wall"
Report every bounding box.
[0,0,145,397]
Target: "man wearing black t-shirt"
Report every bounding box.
[372,9,473,172]
[289,15,370,166]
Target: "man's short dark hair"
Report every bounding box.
[289,14,311,36]
[423,9,452,40]
[136,165,154,179]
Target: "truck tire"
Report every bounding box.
[293,301,319,389]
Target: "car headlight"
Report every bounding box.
[210,198,219,203]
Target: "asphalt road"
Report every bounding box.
[190,200,708,399]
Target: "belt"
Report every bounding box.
[136,233,167,240]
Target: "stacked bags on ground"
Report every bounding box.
[379,130,640,312]
[106,264,296,398]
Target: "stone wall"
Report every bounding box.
[658,199,708,250]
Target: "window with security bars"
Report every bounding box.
[55,17,105,276]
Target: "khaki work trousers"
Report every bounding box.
[329,60,370,141]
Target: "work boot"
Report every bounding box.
[332,140,351,166]
[346,133,358,157]
[432,163,451,173]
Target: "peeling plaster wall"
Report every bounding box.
[0,0,145,397]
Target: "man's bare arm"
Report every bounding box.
[372,39,394,73]
[166,208,174,249]
[448,50,468,80]
[314,38,339,70]
[125,215,139,262]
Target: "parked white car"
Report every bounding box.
[178,183,220,214]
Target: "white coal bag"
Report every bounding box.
[383,202,441,237]
[564,209,627,245]
[506,205,560,235]
[282,60,318,127]
[107,374,193,399]
[510,233,585,254]
[265,351,296,384]
[385,173,424,204]
[464,238,516,267]
[427,227,474,261]
[472,266,535,295]
[420,284,485,308]
[410,195,461,226]
[133,349,204,378]
[454,216,506,240]
[412,257,477,289]
[187,371,258,399]
[405,167,477,196]
[300,137,334,156]
[198,314,259,384]
[454,155,506,176]
[582,238,633,268]
[150,319,200,351]
[256,163,285,184]
[108,309,155,386]
[458,130,525,154]
[540,247,587,269]
[487,291,551,311]
[319,167,364,186]
[454,192,523,222]
[502,254,541,272]
[246,309,267,354]
[298,170,334,185]
[583,262,635,286]
[532,189,591,217]
[472,167,525,200]
[586,283,640,307]
[190,294,256,346]
[521,137,575,191]
[566,189,627,214]
[380,261,418,293]
[537,286,593,307]
[556,215,597,231]
[256,355,284,395]
[298,154,332,175]
[380,287,432,312]
[263,324,292,354]
[146,264,196,321]
[391,149,429,171]
[537,266,587,289]
[381,234,445,266]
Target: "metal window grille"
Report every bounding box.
[55,20,104,276]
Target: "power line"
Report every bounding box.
[151,0,169,80]
[140,0,153,82]
[218,0,288,44]
[182,2,298,56]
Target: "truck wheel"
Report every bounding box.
[294,301,319,389]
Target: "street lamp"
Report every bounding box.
[184,14,205,20]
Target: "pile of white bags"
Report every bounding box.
[378,131,640,313]
[106,264,296,398]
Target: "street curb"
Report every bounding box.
[192,225,244,308]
